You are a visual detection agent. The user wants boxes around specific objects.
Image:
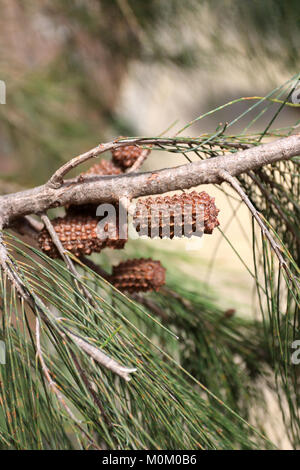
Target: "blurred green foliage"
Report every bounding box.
[0,0,299,186]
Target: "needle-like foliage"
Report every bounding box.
[0,75,300,449]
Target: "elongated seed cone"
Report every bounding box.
[110,258,166,293]
[111,145,144,170]
[133,191,220,238]
[66,160,122,216]
[38,215,127,259]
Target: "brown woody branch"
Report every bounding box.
[0,134,299,228]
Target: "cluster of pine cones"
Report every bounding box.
[38,145,220,293]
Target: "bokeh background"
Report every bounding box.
[0,0,299,314]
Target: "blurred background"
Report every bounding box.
[0,0,299,315]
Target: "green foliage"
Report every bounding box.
[0,75,299,447]
[1,1,299,187]
[169,74,300,447]
[0,234,272,450]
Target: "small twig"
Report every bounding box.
[47,142,113,189]
[48,139,150,189]
[218,169,289,276]
[49,139,150,188]
[67,331,136,382]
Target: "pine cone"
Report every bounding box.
[38,215,127,259]
[111,145,143,170]
[110,258,166,293]
[133,191,220,238]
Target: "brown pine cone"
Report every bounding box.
[110,258,166,293]
[133,191,220,238]
[111,145,143,170]
[38,215,127,259]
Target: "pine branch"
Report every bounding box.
[0,134,299,227]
